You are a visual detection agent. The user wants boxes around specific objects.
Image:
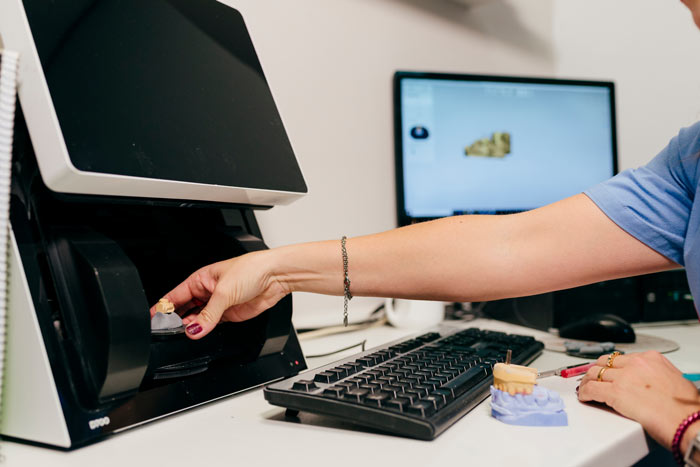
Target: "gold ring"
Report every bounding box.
[606,351,621,368]
[597,366,608,382]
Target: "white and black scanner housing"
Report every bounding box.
[0,0,308,448]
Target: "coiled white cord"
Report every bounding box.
[0,49,18,460]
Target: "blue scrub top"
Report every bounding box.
[584,121,700,317]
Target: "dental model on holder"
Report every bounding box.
[490,350,568,426]
[151,298,185,335]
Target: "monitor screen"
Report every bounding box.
[394,72,617,225]
[2,0,307,206]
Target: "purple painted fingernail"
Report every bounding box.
[186,323,202,336]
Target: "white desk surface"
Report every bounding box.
[3,318,699,467]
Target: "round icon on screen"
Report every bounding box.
[410,126,430,139]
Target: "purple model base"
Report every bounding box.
[490,385,568,426]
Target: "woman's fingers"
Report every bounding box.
[594,352,629,369]
[582,365,619,384]
[183,287,232,339]
[598,365,617,382]
[154,255,280,339]
[578,380,619,406]
[579,365,621,410]
[150,264,223,317]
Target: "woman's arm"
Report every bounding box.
[275,193,677,301]
[159,193,678,339]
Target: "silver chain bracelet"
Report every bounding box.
[341,236,352,326]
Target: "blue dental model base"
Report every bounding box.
[490,385,568,426]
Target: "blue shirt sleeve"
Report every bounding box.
[584,122,700,266]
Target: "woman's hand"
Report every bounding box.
[150,250,291,339]
[578,351,700,451]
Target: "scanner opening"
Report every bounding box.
[35,195,280,408]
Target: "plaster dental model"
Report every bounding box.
[490,357,568,426]
[493,362,538,395]
[151,298,184,334]
[155,298,176,314]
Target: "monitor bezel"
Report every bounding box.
[0,0,307,207]
[393,71,618,226]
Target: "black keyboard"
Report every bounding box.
[264,326,544,440]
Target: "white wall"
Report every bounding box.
[223,0,555,327]
[221,0,700,327]
[553,0,700,169]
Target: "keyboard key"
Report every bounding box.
[407,401,436,418]
[442,369,461,378]
[363,391,391,407]
[336,381,356,390]
[354,374,373,383]
[345,362,364,373]
[441,366,488,398]
[402,354,418,363]
[328,368,348,379]
[337,364,359,376]
[462,358,480,368]
[373,366,391,375]
[367,352,386,363]
[400,392,421,404]
[430,389,454,404]
[394,380,413,390]
[292,380,318,392]
[413,384,434,395]
[344,388,369,403]
[405,375,424,385]
[405,387,428,398]
[437,359,458,368]
[360,383,380,393]
[482,358,500,368]
[314,371,339,384]
[432,373,451,383]
[422,395,446,410]
[421,379,441,391]
[323,386,346,398]
[385,397,411,412]
[376,353,391,362]
[383,385,404,398]
[356,357,376,367]
[344,378,363,388]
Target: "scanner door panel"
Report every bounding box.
[47,227,151,407]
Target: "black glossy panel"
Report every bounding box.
[23,0,307,193]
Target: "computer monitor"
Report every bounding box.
[394,71,617,226]
[2,0,307,207]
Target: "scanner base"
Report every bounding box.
[1,109,307,449]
